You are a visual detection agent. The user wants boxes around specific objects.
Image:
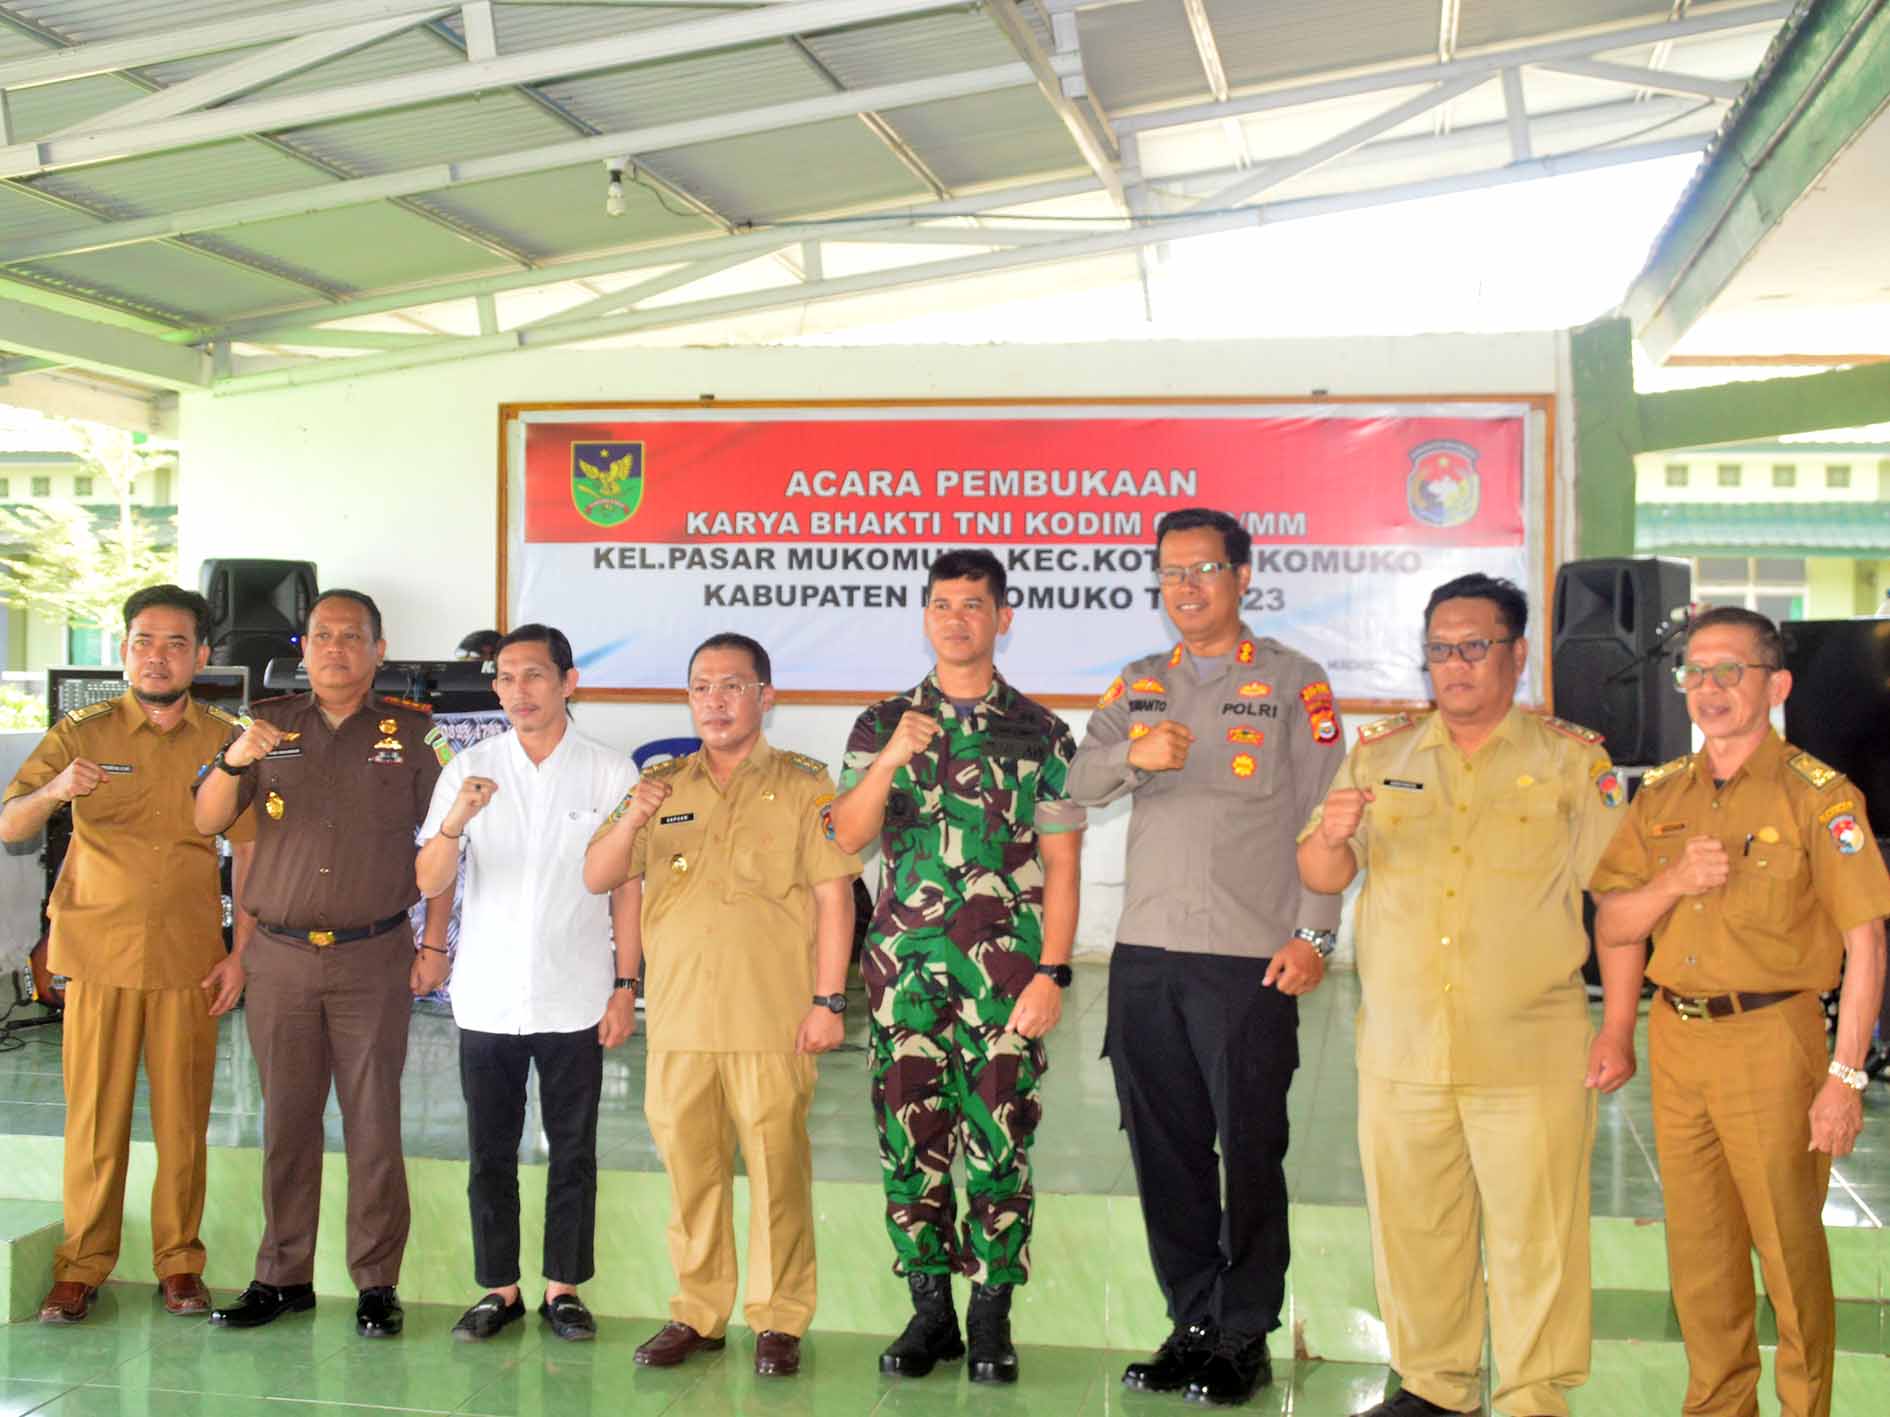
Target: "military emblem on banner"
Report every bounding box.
[1406,439,1480,528]
[572,441,644,528]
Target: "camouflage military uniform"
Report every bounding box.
[841,670,1085,1285]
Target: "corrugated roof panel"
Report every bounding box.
[880,88,1082,191]
[2,1,279,46]
[211,27,459,102]
[28,139,332,223]
[17,238,322,323]
[1074,3,1213,112]
[484,2,696,53]
[0,73,152,142]
[408,164,714,262]
[637,118,929,226]
[1208,0,1440,90]
[0,182,105,244]
[272,91,578,177]
[1458,1,1668,52]
[201,202,511,292]
[798,11,1021,88]
[538,42,835,131]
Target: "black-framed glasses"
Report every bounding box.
[1672,661,1772,692]
[1421,636,1517,664]
[1156,560,1235,586]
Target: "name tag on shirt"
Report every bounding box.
[99,763,133,775]
[986,721,1047,756]
[264,747,302,760]
[659,812,696,825]
[1380,778,1424,792]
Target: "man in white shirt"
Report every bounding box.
[413,624,638,1343]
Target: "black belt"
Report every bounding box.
[1658,987,1799,1022]
[262,912,409,949]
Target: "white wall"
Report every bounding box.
[180,333,1567,952]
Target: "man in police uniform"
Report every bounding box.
[1593,606,1889,1417]
[193,589,447,1338]
[1069,507,1342,1406]
[1298,573,1636,1417]
[829,548,1085,1385]
[1,585,253,1323]
[584,632,859,1379]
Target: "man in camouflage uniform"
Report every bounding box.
[830,548,1085,1385]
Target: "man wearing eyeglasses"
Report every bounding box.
[1297,573,1632,1417]
[1069,506,1343,1407]
[583,632,860,1380]
[1591,605,1889,1417]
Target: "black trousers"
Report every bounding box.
[1105,943,1299,1337]
[458,1025,604,1289]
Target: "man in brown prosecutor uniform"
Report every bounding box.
[1593,605,1890,1417]
[193,588,447,1338]
[1,585,254,1323]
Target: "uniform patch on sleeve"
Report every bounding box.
[1818,799,1856,826]
[1593,761,1625,809]
[1827,812,1866,855]
[1097,676,1125,709]
[1299,680,1339,744]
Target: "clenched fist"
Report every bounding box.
[617,777,674,833]
[442,776,499,836]
[1127,720,1194,773]
[50,757,106,802]
[1664,836,1730,896]
[222,718,286,769]
[1316,787,1374,846]
[878,711,941,771]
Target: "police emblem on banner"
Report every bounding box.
[572,441,644,528]
[1406,439,1480,528]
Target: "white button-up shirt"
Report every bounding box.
[420,726,636,1035]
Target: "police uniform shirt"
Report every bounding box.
[1067,627,1344,956]
[233,693,441,928]
[1299,707,1625,1084]
[5,691,254,989]
[1590,731,1890,995]
[616,737,861,1053]
[419,728,635,1035]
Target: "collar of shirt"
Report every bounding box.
[113,688,202,737]
[1682,726,1787,794]
[1168,623,1261,685]
[682,734,777,794]
[1411,702,1526,761]
[914,669,1016,725]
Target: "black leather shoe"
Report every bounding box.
[452,1292,525,1342]
[1123,1321,1217,1392]
[1184,1330,1272,1407]
[356,1286,403,1338]
[209,1281,316,1329]
[539,1293,596,1342]
[1352,1388,1479,1416]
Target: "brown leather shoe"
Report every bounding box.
[160,1274,212,1315]
[755,1329,801,1377]
[633,1321,726,1367]
[38,1281,98,1324]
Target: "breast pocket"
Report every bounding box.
[1727,841,1806,925]
[1370,788,1437,868]
[1495,783,1567,876]
[731,805,799,897]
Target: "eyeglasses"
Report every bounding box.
[686,679,764,702]
[1672,661,1772,692]
[1156,561,1235,586]
[1421,636,1517,664]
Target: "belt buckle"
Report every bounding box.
[307,929,336,948]
[1670,993,1709,1021]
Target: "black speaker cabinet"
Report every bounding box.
[1551,557,1691,767]
[198,559,317,685]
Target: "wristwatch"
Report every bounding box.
[1292,927,1338,959]
[812,993,848,1014]
[1034,963,1073,988]
[212,748,248,776]
[1829,1059,1868,1091]
[613,977,638,992]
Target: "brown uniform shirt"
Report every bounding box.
[611,737,861,1053]
[233,693,441,929]
[1590,731,1890,994]
[1299,707,1626,1084]
[4,691,254,989]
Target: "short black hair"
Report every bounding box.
[123,584,212,644]
[1424,573,1529,639]
[1687,604,1784,669]
[495,623,574,674]
[457,629,503,659]
[689,631,771,686]
[305,588,382,642]
[924,548,1008,605]
[1155,507,1251,568]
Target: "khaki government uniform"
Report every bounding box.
[230,692,441,1290]
[612,737,860,1338]
[4,692,253,1287]
[1301,707,1625,1416]
[1591,731,1890,1417]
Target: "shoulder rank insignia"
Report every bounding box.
[64,700,115,725]
[379,695,433,715]
[778,749,826,776]
[204,704,245,729]
[1788,751,1839,790]
[640,754,692,781]
[1541,715,1604,746]
[1639,755,1691,789]
[1357,713,1416,745]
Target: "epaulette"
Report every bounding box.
[778,749,827,776]
[64,701,115,725]
[640,754,691,780]
[204,704,245,729]
[379,695,433,715]
[1788,751,1840,790]
[1356,713,1416,745]
[1542,715,1604,746]
[1639,755,1691,789]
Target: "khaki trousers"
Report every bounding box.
[1650,992,1835,1417]
[1358,1074,1596,1416]
[644,1051,817,1338]
[55,978,219,1286]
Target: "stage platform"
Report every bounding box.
[1,964,1886,1414]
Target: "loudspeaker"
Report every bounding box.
[1551,557,1691,766]
[199,559,317,686]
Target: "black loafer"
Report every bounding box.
[209,1281,316,1329]
[452,1292,525,1342]
[1184,1331,1272,1407]
[356,1286,403,1338]
[539,1293,596,1342]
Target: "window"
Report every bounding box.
[1716,464,1742,488]
[1664,464,1688,487]
[30,476,50,497]
[74,475,93,497]
[66,626,105,666]
[1827,464,1852,489]
[1692,557,1807,624]
[1772,464,1796,488]
[0,478,9,498]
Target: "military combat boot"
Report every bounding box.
[965,1280,1019,1384]
[878,1271,965,1377]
